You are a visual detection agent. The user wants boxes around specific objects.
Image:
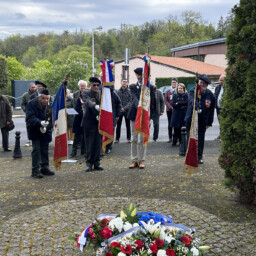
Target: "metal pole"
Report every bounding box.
[92,30,94,77]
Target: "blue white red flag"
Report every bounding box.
[52,83,67,170]
[99,59,114,151]
[135,55,151,146]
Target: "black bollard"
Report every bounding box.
[13,131,22,159]
[179,126,187,157]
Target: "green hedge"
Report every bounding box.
[155,76,196,88]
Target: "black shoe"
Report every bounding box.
[94,165,104,171]
[41,168,55,176]
[198,159,203,164]
[172,143,177,147]
[3,148,12,152]
[114,140,119,144]
[106,149,111,154]
[85,166,93,172]
[31,170,43,179]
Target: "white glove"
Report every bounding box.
[95,105,100,111]
[41,121,49,127]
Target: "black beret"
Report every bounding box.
[35,80,47,88]
[134,67,143,75]
[199,74,211,85]
[39,89,50,95]
[89,77,101,84]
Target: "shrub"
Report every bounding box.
[219,0,256,205]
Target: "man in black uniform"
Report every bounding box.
[81,77,104,172]
[26,88,54,178]
[185,74,215,164]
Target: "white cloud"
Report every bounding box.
[0,0,239,40]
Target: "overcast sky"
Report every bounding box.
[0,0,239,40]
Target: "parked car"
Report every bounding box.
[158,85,172,97]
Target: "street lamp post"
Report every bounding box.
[92,26,103,77]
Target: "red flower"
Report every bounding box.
[166,248,176,256]
[110,242,121,248]
[181,235,191,246]
[185,234,193,241]
[149,244,158,254]
[88,227,94,236]
[135,240,144,250]
[105,252,113,256]
[100,227,113,239]
[101,218,109,228]
[154,238,164,248]
[121,244,133,254]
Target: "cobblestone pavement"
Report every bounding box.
[0,142,256,255]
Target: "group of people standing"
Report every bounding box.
[0,69,225,178]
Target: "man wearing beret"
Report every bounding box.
[127,67,147,169]
[30,80,47,100]
[26,87,54,178]
[81,77,104,172]
[185,74,215,164]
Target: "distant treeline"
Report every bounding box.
[0,11,233,93]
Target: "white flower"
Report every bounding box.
[123,221,133,231]
[109,217,123,232]
[133,223,139,227]
[157,249,167,256]
[190,247,199,256]
[140,219,162,234]
[182,247,189,254]
[117,253,126,256]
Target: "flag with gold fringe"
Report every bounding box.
[135,55,151,146]
[185,81,202,174]
[99,59,114,151]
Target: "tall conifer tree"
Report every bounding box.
[219,0,256,204]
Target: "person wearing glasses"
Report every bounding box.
[81,77,104,172]
[185,74,215,164]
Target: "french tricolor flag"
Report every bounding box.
[99,59,115,151]
[135,55,151,146]
[52,83,68,170]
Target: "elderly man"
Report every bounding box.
[214,74,225,141]
[70,80,89,157]
[185,74,215,164]
[81,77,103,172]
[127,67,147,169]
[0,93,12,151]
[21,82,37,146]
[26,88,54,178]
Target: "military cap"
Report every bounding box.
[89,77,101,84]
[35,80,47,88]
[134,67,143,75]
[39,89,50,95]
[199,74,211,85]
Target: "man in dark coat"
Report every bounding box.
[0,93,12,151]
[115,79,132,143]
[214,74,225,140]
[127,67,147,169]
[21,82,37,146]
[81,77,103,172]
[185,74,215,164]
[70,80,88,157]
[150,83,165,142]
[26,88,54,178]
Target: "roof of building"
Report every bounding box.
[171,38,226,52]
[133,55,226,76]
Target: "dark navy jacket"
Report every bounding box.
[185,87,215,126]
[26,97,52,142]
[170,92,188,128]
